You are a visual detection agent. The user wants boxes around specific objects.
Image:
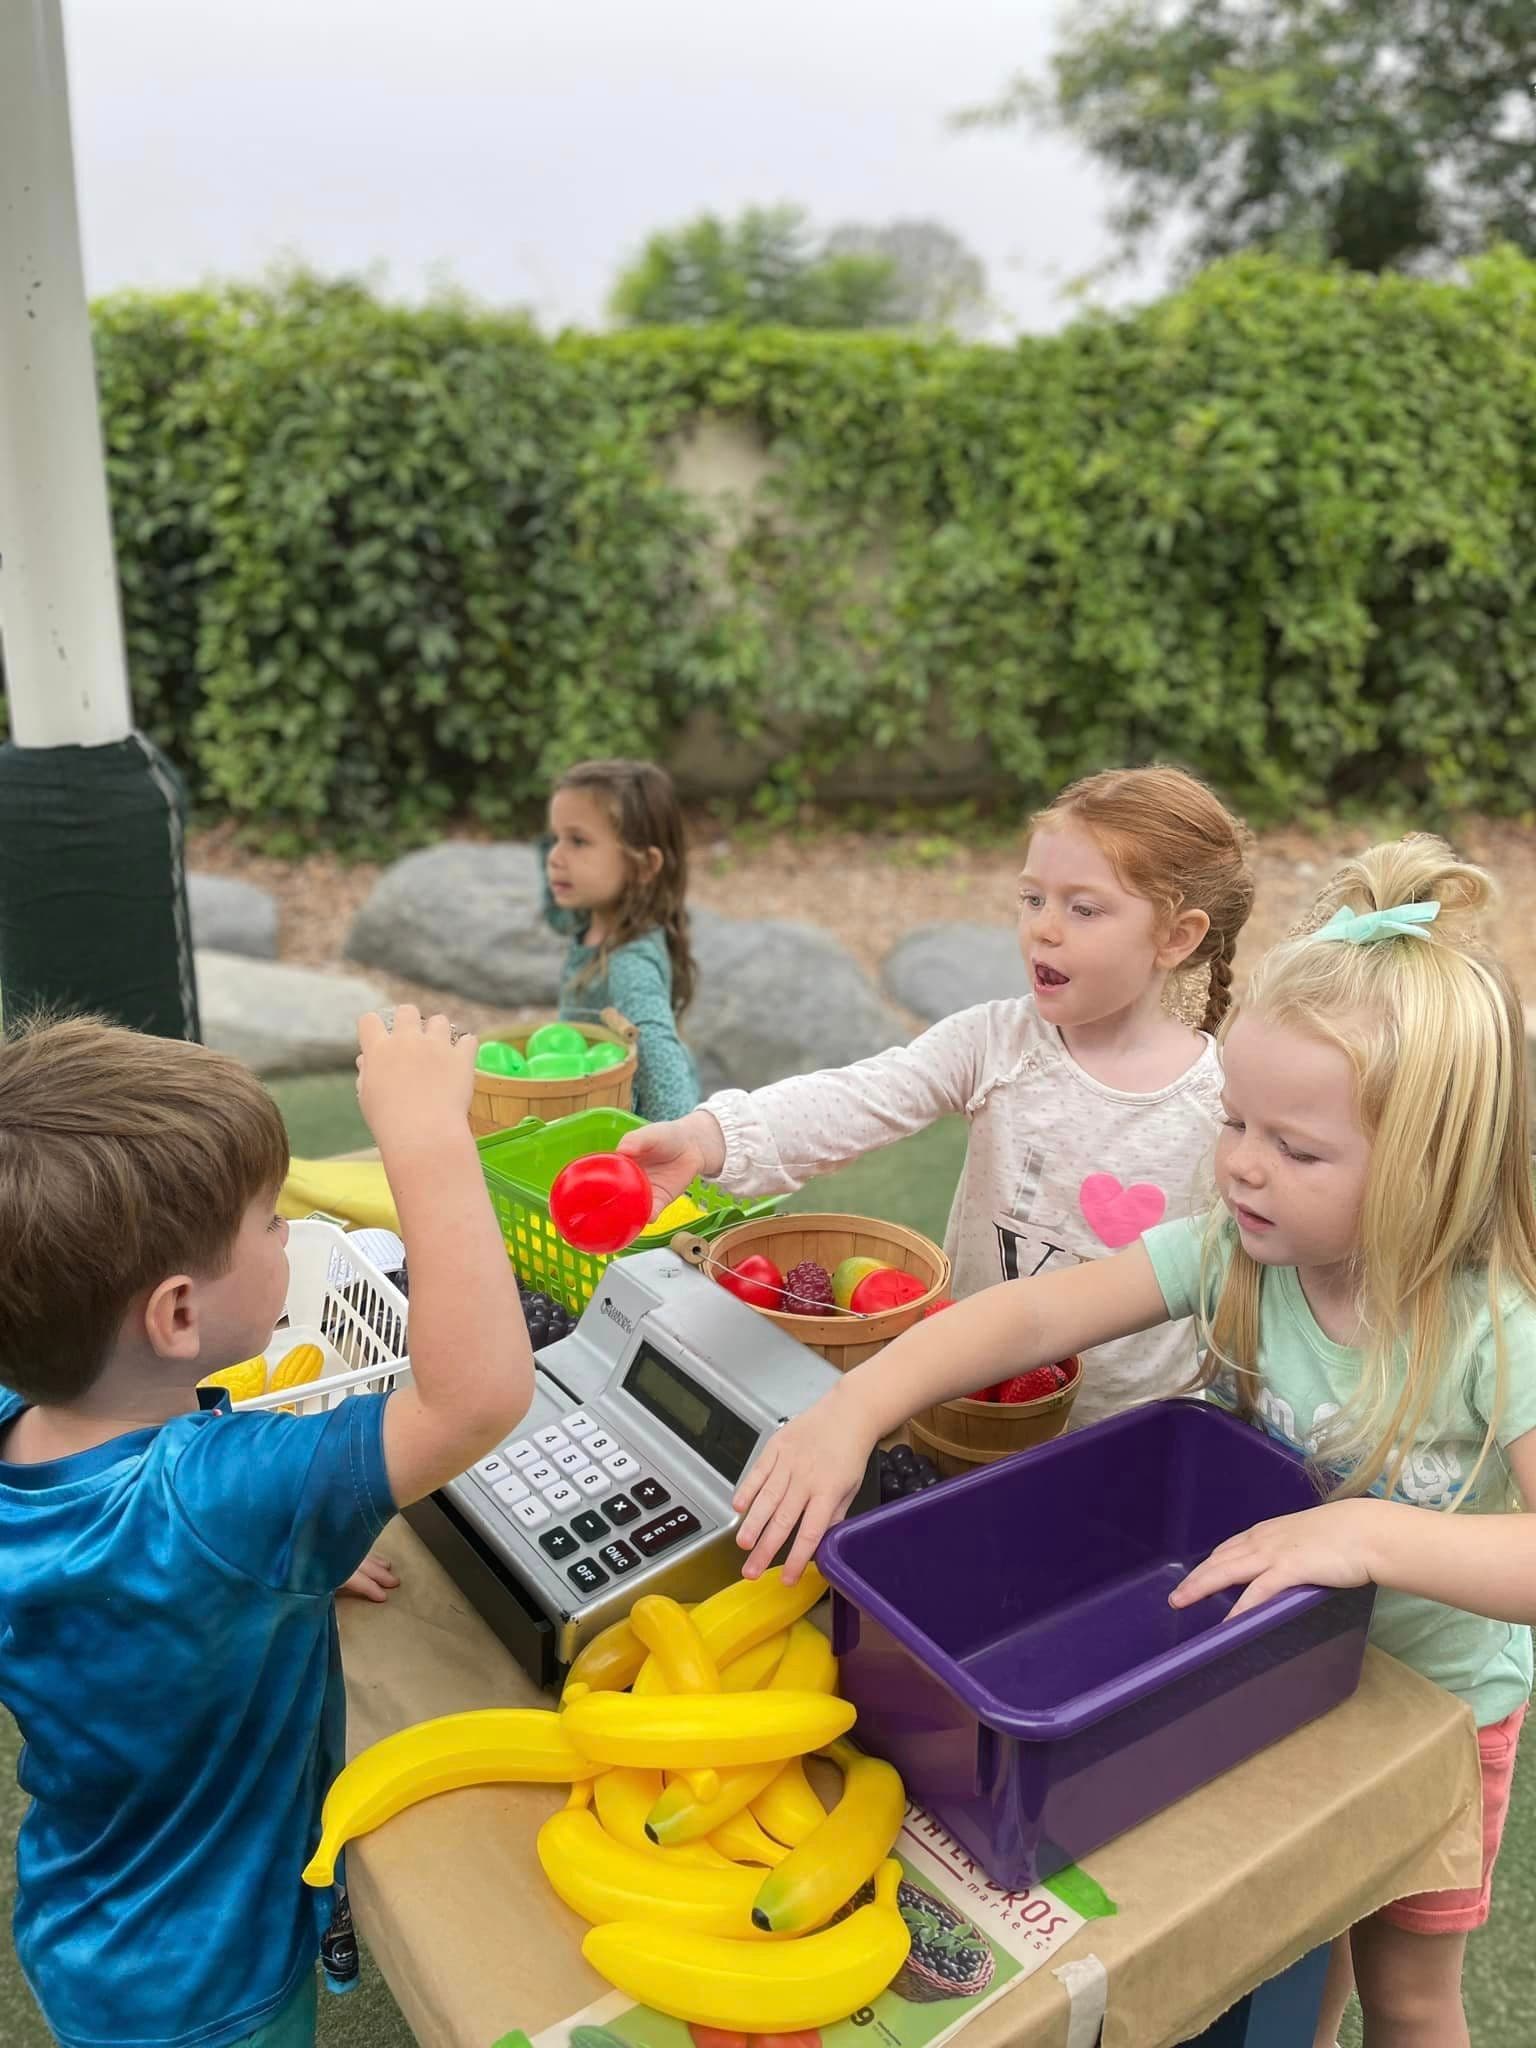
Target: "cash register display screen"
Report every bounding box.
[623,1344,759,1484]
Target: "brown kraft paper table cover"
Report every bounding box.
[338,1520,1483,2048]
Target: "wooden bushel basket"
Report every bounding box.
[468,1008,639,1139]
[680,1212,950,1372]
[909,1363,1081,1478]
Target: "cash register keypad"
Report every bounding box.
[476,1411,711,1590]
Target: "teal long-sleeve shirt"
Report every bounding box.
[539,841,701,1122]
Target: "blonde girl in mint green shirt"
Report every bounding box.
[736,834,1536,2048]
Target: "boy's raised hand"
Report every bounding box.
[731,1398,873,1585]
[356,1008,476,1150]
[618,1109,727,1219]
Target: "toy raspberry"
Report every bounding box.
[781,1260,835,1314]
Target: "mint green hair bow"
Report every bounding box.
[1313,900,1440,946]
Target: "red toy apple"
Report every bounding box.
[549,1152,653,1256]
[922,1296,957,1318]
[716,1254,785,1311]
[848,1267,927,1315]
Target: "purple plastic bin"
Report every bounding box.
[819,1400,1375,1888]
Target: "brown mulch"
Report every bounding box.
[188,813,1536,1030]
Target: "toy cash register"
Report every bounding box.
[404,1250,877,1688]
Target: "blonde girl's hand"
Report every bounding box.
[732,1404,873,1585]
[1170,1499,1381,1620]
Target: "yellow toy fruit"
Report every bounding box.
[685,1563,830,1670]
[279,1159,399,1232]
[562,1689,854,1772]
[593,1768,734,1869]
[751,1755,829,1848]
[750,1741,905,1933]
[198,1357,268,1404]
[537,1785,767,1937]
[646,1621,839,1844]
[268,1343,326,1392]
[655,1194,706,1232]
[302,1709,600,1887]
[581,1857,910,2029]
[709,1806,790,1866]
[564,1618,647,1696]
[718,1632,790,1693]
[630,1595,721,1695]
[831,1257,887,1311]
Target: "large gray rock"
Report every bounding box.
[187,873,279,959]
[197,952,388,1076]
[882,922,1028,1022]
[345,843,564,1005]
[687,910,908,1090]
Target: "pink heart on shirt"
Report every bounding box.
[1079,1173,1167,1249]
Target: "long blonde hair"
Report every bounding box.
[1193,835,1536,1508]
[1032,765,1256,1032]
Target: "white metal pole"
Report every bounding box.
[0,0,133,747]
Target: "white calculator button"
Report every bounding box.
[563,1411,599,1438]
[493,1475,530,1505]
[573,1465,609,1496]
[534,1426,569,1454]
[602,1449,640,1480]
[506,1439,540,1470]
[511,1496,550,1529]
[544,1480,580,1511]
[554,1444,588,1473]
[583,1431,617,1459]
[524,1461,557,1489]
[474,1454,508,1483]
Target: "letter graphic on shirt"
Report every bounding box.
[994,1143,1075,1283]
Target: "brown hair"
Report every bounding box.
[0,1016,290,1404]
[555,758,696,1015]
[1032,765,1256,1032]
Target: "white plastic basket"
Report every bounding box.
[235,1219,411,1415]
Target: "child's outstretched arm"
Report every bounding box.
[358,1008,535,1507]
[1173,1432,1536,1623]
[620,1007,995,1216]
[733,1242,1171,1583]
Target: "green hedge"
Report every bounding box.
[62,253,1536,840]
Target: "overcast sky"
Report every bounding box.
[63,0,1167,335]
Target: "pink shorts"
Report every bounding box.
[1380,1705,1525,1936]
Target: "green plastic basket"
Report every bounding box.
[477,1107,778,1314]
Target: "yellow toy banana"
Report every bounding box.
[198,1357,267,1404]
[564,1618,647,1697]
[709,1807,789,1866]
[683,1562,830,1668]
[750,1740,906,1933]
[279,1158,400,1232]
[302,1709,599,1887]
[563,1689,853,1771]
[631,1595,721,1693]
[751,1755,828,1847]
[593,1768,733,1869]
[718,1631,789,1693]
[537,1784,767,1937]
[581,1857,910,2030]
[645,1622,841,1844]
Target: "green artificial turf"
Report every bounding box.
[2,1089,1529,2043]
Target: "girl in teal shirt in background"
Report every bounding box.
[542,758,701,1122]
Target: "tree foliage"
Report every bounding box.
[58,254,1536,845]
[609,206,900,328]
[964,0,1536,275]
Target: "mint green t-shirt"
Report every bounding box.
[1143,1215,1536,1727]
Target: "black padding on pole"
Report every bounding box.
[0,732,200,1040]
